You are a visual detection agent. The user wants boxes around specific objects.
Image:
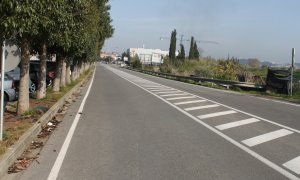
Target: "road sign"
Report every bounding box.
[4,41,21,72]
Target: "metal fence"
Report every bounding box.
[128,68,266,91]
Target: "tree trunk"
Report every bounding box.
[71,65,76,81]
[60,60,66,87]
[17,36,30,115]
[36,43,47,99]
[66,61,71,84]
[53,55,62,92]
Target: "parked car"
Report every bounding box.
[6,67,37,95]
[29,61,56,87]
[0,73,17,110]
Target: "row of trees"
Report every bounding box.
[168,29,201,63]
[0,0,113,115]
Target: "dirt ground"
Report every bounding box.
[4,98,55,130]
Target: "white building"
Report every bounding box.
[128,48,169,65]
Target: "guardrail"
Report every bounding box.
[128,68,266,91]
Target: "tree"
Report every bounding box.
[0,0,41,114]
[32,0,66,99]
[169,29,177,62]
[177,44,185,60]
[193,41,200,59]
[189,36,195,59]
[0,0,114,114]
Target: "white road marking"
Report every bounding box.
[149,88,177,92]
[215,118,260,130]
[141,85,163,88]
[126,69,300,133]
[156,91,182,94]
[174,100,207,105]
[184,104,219,111]
[47,68,96,180]
[161,93,188,97]
[166,96,196,101]
[283,156,300,174]
[147,87,173,90]
[242,129,294,147]
[198,110,237,119]
[105,66,300,180]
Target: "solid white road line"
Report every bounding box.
[166,96,196,101]
[174,100,207,105]
[198,110,237,119]
[161,93,188,97]
[242,129,294,147]
[156,91,182,94]
[105,65,300,180]
[184,104,219,111]
[215,118,260,130]
[283,156,300,174]
[47,68,96,180]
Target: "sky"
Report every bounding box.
[103,0,300,63]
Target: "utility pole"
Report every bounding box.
[1,41,5,141]
[291,48,295,96]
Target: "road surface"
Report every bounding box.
[18,64,300,180]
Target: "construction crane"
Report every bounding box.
[160,34,219,45]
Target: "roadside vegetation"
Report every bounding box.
[0,0,113,115]
[129,28,300,99]
[0,0,113,156]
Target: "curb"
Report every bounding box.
[0,68,94,179]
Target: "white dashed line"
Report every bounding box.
[150,89,177,92]
[161,93,188,97]
[184,104,219,111]
[215,118,260,130]
[283,156,300,174]
[166,96,196,101]
[198,110,237,119]
[174,100,207,105]
[242,129,294,147]
[156,91,182,94]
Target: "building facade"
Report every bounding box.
[128,48,169,65]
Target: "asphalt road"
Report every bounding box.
[18,64,300,180]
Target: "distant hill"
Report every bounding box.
[238,58,261,66]
[238,59,300,68]
[261,61,273,66]
[237,59,248,65]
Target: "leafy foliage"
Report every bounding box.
[0,0,114,114]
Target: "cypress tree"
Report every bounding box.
[177,44,185,60]
[169,29,177,62]
[194,41,200,59]
[188,36,194,59]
